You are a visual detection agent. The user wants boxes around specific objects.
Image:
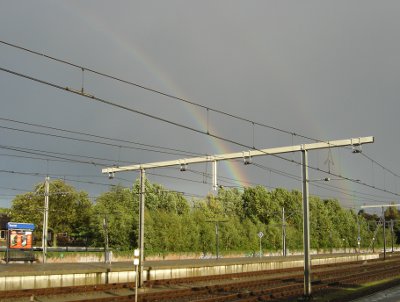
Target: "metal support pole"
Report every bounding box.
[134,249,140,302]
[215,222,219,259]
[135,264,139,302]
[357,215,361,254]
[139,169,145,287]
[382,207,386,260]
[212,160,217,191]
[391,219,394,253]
[302,150,311,298]
[282,207,287,257]
[42,176,49,264]
[103,217,109,263]
[102,136,374,296]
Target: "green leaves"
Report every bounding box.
[9,179,380,254]
[10,179,92,246]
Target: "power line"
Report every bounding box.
[0,144,109,166]
[0,160,392,209]
[1,40,399,189]
[2,140,386,205]
[252,161,394,204]
[361,152,400,179]
[0,123,198,158]
[1,66,399,200]
[0,117,202,158]
[0,40,315,141]
[0,65,247,145]
[0,42,398,200]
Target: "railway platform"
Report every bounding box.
[0,252,379,291]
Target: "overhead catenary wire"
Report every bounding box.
[1,40,398,187]
[0,158,393,208]
[0,40,315,142]
[0,117,202,158]
[0,123,199,158]
[1,42,399,207]
[0,65,398,200]
[0,171,381,209]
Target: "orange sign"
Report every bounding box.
[9,230,33,249]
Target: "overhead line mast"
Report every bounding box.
[103,136,374,298]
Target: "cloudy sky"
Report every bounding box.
[0,1,399,211]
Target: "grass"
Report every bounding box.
[312,275,400,302]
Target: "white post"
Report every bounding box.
[42,176,49,263]
[139,169,145,287]
[382,207,386,260]
[212,160,217,191]
[302,150,311,298]
[134,249,140,302]
[282,207,287,257]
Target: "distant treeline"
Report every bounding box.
[5,179,399,255]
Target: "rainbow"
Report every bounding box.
[61,4,358,203]
[64,3,250,187]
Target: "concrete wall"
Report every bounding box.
[0,253,379,291]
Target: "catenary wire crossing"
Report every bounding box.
[0,40,398,184]
[0,65,399,200]
[0,118,395,205]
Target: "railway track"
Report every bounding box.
[3,256,400,301]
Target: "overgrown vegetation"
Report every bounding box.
[7,179,398,255]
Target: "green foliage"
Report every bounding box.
[9,178,387,254]
[91,185,138,249]
[10,179,92,245]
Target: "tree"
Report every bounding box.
[310,197,333,250]
[217,187,244,218]
[11,179,92,246]
[242,186,272,224]
[191,207,214,255]
[132,180,190,214]
[91,185,138,249]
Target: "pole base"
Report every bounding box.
[297,294,313,301]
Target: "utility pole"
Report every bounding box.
[391,219,394,253]
[216,222,219,259]
[302,150,311,297]
[382,207,386,260]
[205,219,228,259]
[282,207,287,257]
[42,176,49,263]
[103,136,374,300]
[103,216,109,263]
[139,169,145,287]
[357,214,361,253]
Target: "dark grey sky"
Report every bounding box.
[0,1,399,211]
